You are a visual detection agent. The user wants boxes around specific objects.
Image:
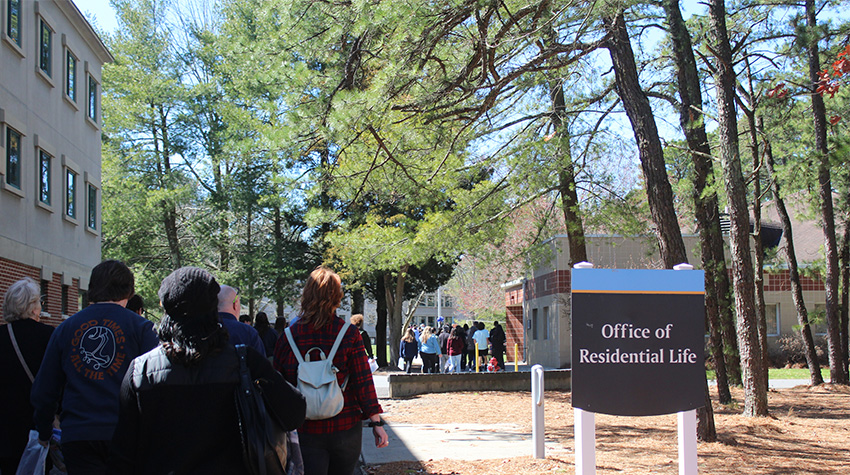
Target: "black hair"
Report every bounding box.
[158,313,228,367]
[127,294,144,314]
[254,311,270,336]
[87,260,135,303]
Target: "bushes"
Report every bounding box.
[769,334,829,368]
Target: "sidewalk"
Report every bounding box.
[364,372,814,464]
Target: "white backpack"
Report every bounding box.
[284,323,350,420]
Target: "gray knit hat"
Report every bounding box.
[158,267,220,320]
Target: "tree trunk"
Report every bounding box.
[708,0,768,416]
[663,0,733,408]
[376,274,388,367]
[155,104,182,269]
[764,133,824,385]
[743,97,769,396]
[604,10,688,268]
[840,221,849,376]
[804,0,847,384]
[352,288,365,315]
[385,266,409,367]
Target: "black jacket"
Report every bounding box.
[110,344,305,474]
[0,319,54,460]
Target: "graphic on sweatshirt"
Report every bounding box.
[70,319,128,380]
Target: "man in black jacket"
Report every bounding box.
[490,321,507,370]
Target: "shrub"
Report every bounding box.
[770,333,828,368]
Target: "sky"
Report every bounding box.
[76,0,119,34]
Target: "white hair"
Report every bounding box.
[3,278,41,322]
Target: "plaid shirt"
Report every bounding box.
[273,316,383,434]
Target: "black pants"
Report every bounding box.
[493,347,505,369]
[403,357,415,373]
[62,440,110,475]
[299,424,363,475]
[420,352,438,373]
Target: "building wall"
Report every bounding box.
[1,0,110,324]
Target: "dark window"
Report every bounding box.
[532,308,538,340]
[87,76,97,121]
[5,127,21,189]
[66,169,76,218]
[39,150,51,204]
[87,184,96,229]
[6,0,21,46]
[39,20,52,76]
[61,285,68,315]
[66,50,77,100]
[40,280,49,313]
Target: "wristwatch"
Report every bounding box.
[367,418,385,427]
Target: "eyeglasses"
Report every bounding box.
[233,287,240,304]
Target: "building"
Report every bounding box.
[1,0,112,325]
[504,230,830,369]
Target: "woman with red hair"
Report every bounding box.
[274,267,388,475]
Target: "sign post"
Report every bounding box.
[571,266,705,474]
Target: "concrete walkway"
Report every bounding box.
[364,373,814,464]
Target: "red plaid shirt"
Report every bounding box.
[273,316,383,434]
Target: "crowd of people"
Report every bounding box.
[0,261,387,475]
[399,320,507,374]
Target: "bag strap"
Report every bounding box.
[327,322,350,361]
[284,327,306,365]
[8,324,35,383]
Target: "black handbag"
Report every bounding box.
[234,345,289,475]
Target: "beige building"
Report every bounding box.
[504,232,830,369]
[1,0,112,325]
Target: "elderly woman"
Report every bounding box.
[110,267,306,474]
[0,278,54,474]
[274,266,389,475]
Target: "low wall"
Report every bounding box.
[386,369,571,398]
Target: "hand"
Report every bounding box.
[38,438,49,448]
[372,425,389,448]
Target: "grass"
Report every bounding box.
[706,367,831,380]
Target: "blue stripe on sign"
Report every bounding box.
[571,268,704,293]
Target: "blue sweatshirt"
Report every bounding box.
[419,335,441,355]
[31,303,158,442]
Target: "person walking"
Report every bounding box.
[399,328,419,373]
[418,326,440,374]
[437,324,451,373]
[473,321,490,369]
[446,326,464,373]
[465,322,478,371]
[0,278,54,475]
[350,314,373,359]
[490,321,507,370]
[110,267,306,474]
[273,267,388,475]
[254,311,280,358]
[31,260,159,475]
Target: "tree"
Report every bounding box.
[707,0,768,416]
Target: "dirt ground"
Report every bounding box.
[366,384,850,474]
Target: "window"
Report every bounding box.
[532,308,538,340]
[543,306,550,340]
[40,280,49,314]
[39,19,52,77]
[443,296,453,308]
[65,50,77,101]
[65,168,77,218]
[39,149,51,205]
[6,0,21,47]
[5,127,21,189]
[765,304,779,336]
[426,295,435,307]
[87,75,98,121]
[61,285,68,316]
[86,183,97,230]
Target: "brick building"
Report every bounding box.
[1,0,111,325]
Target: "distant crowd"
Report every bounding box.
[400,320,507,374]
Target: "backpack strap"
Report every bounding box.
[327,322,350,361]
[284,327,306,365]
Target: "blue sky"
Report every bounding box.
[77,0,118,34]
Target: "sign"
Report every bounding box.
[571,268,705,416]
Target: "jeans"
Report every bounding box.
[299,425,363,475]
[448,354,461,373]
